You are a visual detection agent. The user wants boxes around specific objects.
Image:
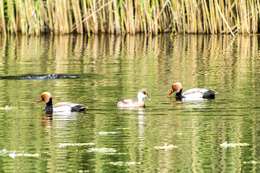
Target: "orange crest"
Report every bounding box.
[172,82,182,92]
[40,92,52,103]
[168,82,183,96]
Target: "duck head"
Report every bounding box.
[168,82,183,96]
[137,90,149,102]
[40,92,52,104]
[39,92,53,114]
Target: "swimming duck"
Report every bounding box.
[168,82,215,101]
[117,90,149,108]
[39,92,86,114]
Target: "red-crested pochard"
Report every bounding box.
[168,82,215,101]
[39,92,86,114]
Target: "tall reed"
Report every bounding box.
[0,0,259,35]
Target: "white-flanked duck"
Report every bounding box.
[39,92,86,114]
[117,90,149,108]
[168,82,215,101]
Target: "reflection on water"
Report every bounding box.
[0,35,259,172]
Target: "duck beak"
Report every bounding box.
[146,94,151,101]
[36,99,43,103]
[168,89,174,96]
[36,96,44,103]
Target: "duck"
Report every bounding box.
[39,92,86,114]
[117,90,149,108]
[168,82,215,101]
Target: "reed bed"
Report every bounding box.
[0,0,259,35]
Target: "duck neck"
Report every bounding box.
[137,93,144,103]
[137,97,145,107]
[138,99,144,104]
[137,96,145,103]
[45,98,53,114]
[175,89,183,100]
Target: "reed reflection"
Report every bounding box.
[0,35,258,172]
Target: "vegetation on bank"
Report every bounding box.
[0,0,259,35]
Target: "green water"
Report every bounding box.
[0,35,259,172]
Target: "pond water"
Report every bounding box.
[0,34,259,172]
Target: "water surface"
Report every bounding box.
[0,35,259,172]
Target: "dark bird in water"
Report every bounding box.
[0,74,80,80]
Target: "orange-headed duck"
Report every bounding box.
[39,92,86,114]
[168,82,215,101]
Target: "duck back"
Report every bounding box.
[182,88,215,100]
[117,99,145,108]
[54,102,86,113]
[202,90,215,99]
[71,105,86,112]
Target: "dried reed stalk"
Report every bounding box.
[0,0,259,35]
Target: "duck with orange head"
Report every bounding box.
[39,92,86,115]
[168,82,215,101]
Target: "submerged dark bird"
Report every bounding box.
[0,74,80,80]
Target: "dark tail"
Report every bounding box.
[203,90,215,99]
[71,105,86,112]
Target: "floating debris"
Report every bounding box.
[0,149,39,159]
[0,105,13,111]
[109,161,141,166]
[78,170,90,173]
[243,161,260,165]
[0,149,7,154]
[177,132,183,136]
[8,152,40,159]
[116,127,129,130]
[58,143,95,148]
[154,143,178,151]
[114,153,128,155]
[220,141,250,148]
[87,147,116,154]
[97,131,118,136]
